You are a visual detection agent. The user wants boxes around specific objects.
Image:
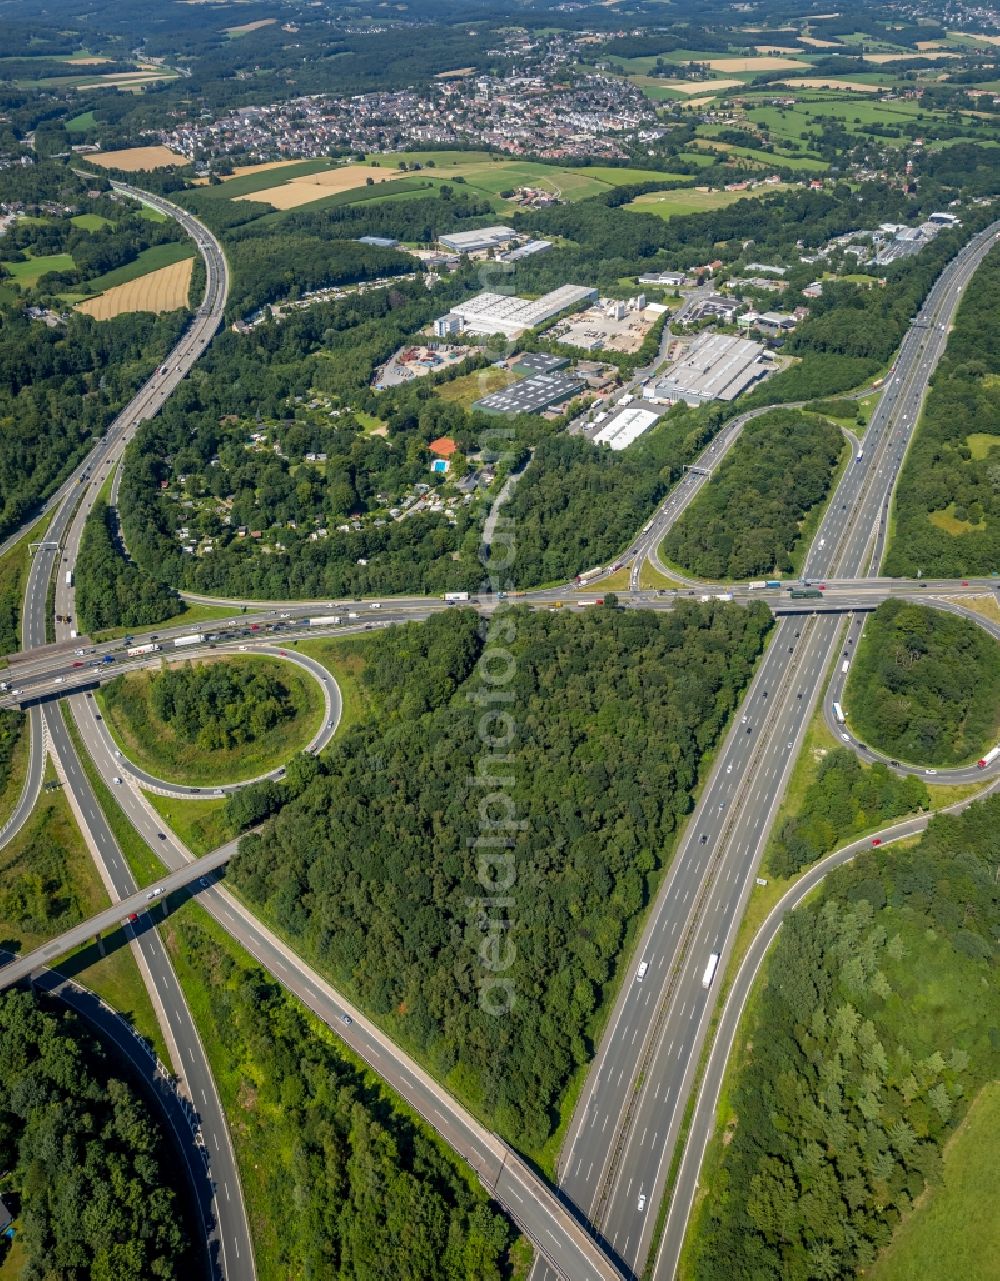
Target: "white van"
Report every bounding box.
[636,961,649,983]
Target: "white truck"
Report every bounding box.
[127,643,160,657]
[173,633,205,649]
[702,952,720,990]
[444,592,470,602]
[65,570,73,587]
[841,659,850,675]
[308,615,342,626]
[977,745,1000,770]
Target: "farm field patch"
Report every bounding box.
[88,145,188,170]
[76,258,193,319]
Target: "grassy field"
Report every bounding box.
[434,366,518,407]
[293,634,374,738]
[1,250,75,287]
[144,792,235,858]
[71,212,113,231]
[869,1080,1000,1281]
[626,185,786,219]
[97,654,325,785]
[65,108,97,131]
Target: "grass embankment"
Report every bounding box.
[61,702,164,889]
[144,792,235,857]
[291,634,374,738]
[0,713,29,831]
[0,511,54,656]
[0,754,165,1056]
[97,654,325,786]
[868,1080,1000,1281]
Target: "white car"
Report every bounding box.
[637,1193,646,1213]
[112,776,122,785]
[841,733,850,742]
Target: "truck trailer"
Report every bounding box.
[308,615,342,626]
[127,643,160,657]
[173,633,205,649]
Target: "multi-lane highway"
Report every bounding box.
[3,173,998,1281]
[528,216,1000,1281]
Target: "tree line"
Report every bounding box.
[691,794,1000,1280]
[228,603,773,1151]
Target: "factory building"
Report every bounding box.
[645,332,773,405]
[438,225,518,254]
[437,285,597,339]
[474,370,585,415]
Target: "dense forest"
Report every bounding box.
[503,403,723,584]
[884,245,1000,577]
[0,989,189,1280]
[76,499,181,632]
[691,795,1000,1281]
[661,410,843,580]
[147,661,297,750]
[844,601,1000,766]
[166,909,514,1280]
[0,309,186,542]
[229,603,773,1150]
[767,749,929,878]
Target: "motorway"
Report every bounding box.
[4,186,256,1281]
[528,216,1000,1281]
[2,179,998,1281]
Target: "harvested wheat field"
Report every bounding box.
[243,165,406,209]
[863,50,960,62]
[659,78,746,94]
[226,18,276,34]
[77,259,193,320]
[703,56,810,71]
[797,35,843,47]
[89,145,187,170]
[227,159,312,179]
[780,77,882,91]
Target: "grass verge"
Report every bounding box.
[143,791,235,857]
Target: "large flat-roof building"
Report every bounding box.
[440,285,597,339]
[645,332,773,405]
[474,370,585,415]
[438,225,517,254]
[592,405,660,450]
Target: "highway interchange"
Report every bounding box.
[0,181,998,1281]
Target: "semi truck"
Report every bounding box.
[977,745,1000,769]
[173,633,205,649]
[444,592,470,602]
[833,701,846,723]
[65,571,73,587]
[127,643,160,657]
[788,587,822,600]
[308,615,342,626]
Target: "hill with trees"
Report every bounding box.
[0,988,190,1280]
[844,601,1000,766]
[689,794,1000,1281]
[228,602,772,1152]
[661,409,843,580]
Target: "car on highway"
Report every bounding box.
[112,775,122,784]
[157,832,167,841]
[146,888,163,900]
[871,838,882,847]
[341,1013,352,1026]
[122,912,138,924]
[72,661,83,668]
[199,877,210,889]
[841,733,850,742]
[637,1194,646,1213]
[926,768,938,775]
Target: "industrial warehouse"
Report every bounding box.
[473,369,585,415]
[434,285,597,339]
[645,332,775,405]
